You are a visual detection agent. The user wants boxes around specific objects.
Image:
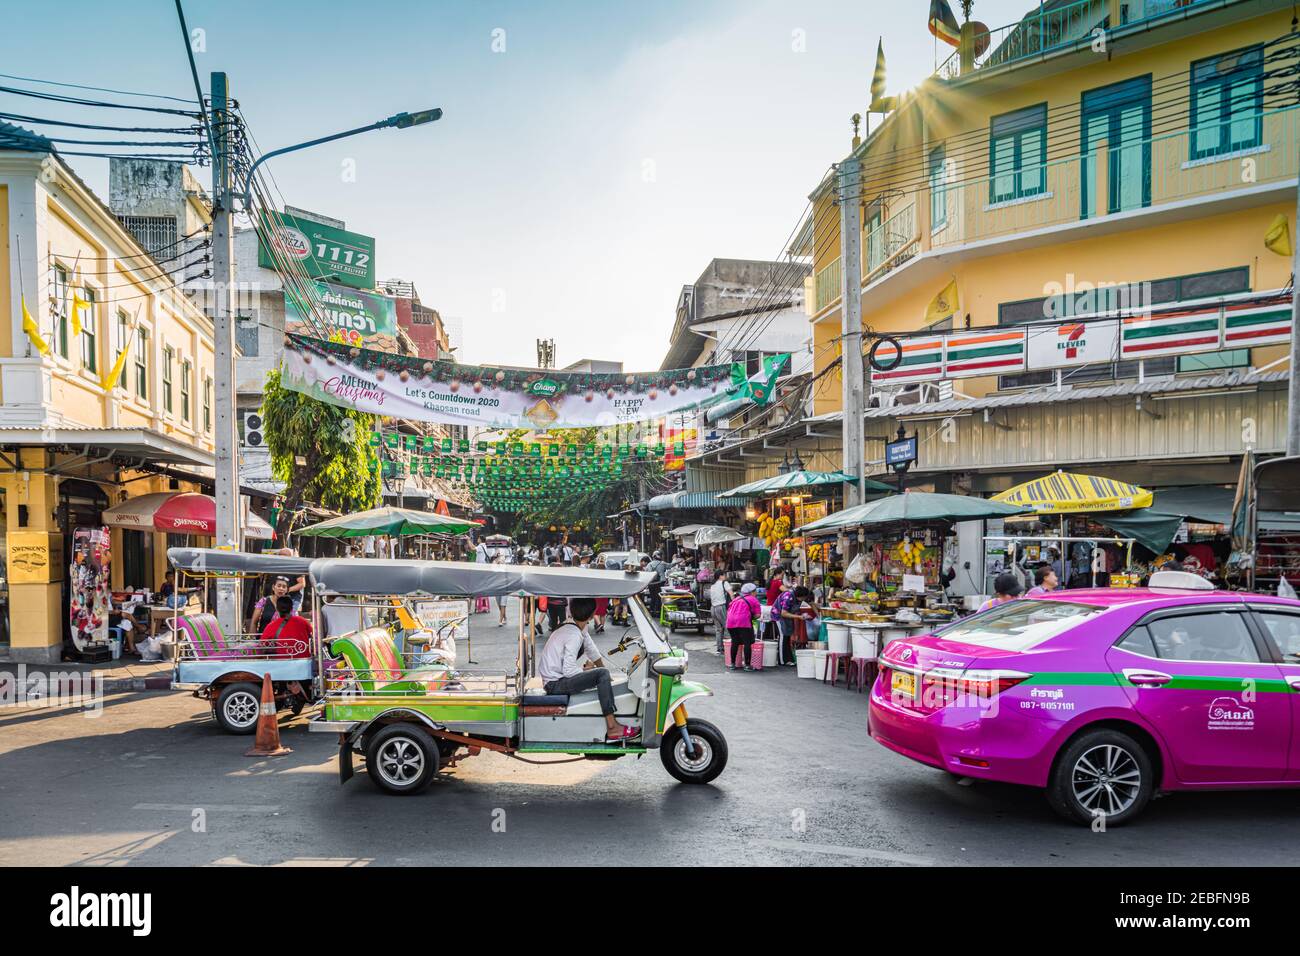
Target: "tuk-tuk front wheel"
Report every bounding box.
[365,723,440,795]
[660,718,727,784]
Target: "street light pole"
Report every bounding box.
[1288,181,1300,456]
[210,71,241,636]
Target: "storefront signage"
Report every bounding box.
[258,212,375,289]
[7,532,64,584]
[870,289,1289,384]
[284,281,398,352]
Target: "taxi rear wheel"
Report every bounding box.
[1046,729,1153,827]
[365,723,439,795]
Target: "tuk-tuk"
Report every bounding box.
[303,557,727,795]
[166,548,319,734]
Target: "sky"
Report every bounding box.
[1,0,1031,370]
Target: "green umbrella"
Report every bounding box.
[294,506,480,539]
[719,470,894,499]
[797,492,1026,534]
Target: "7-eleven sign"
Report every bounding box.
[1025,319,1120,370]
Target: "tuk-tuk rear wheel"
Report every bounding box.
[660,718,727,784]
[365,723,440,795]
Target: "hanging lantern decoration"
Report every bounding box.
[648,388,658,400]
[473,380,483,393]
[325,355,336,365]
[687,369,696,381]
[606,387,615,399]
[585,390,594,402]
[494,370,506,383]
[423,362,433,373]
[350,347,360,358]
[398,369,409,382]
[668,384,677,396]
[625,375,635,387]
[449,379,460,392]
[376,369,386,380]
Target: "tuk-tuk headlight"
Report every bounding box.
[652,653,688,676]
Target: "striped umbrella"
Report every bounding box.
[992,471,1153,514]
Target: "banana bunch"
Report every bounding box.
[773,515,791,540]
[894,537,924,570]
[758,514,775,545]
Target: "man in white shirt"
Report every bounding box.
[708,575,732,653]
[536,598,635,741]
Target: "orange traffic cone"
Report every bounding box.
[245,673,292,757]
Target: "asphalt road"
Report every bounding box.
[3,599,1300,867]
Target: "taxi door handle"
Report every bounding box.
[1123,668,1172,687]
[1286,677,1300,691]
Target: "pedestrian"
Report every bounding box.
[775,585,817,664]
[765,565,787,606]
[492,551,511,626]
[1024,564,1059,598]
[725,582,763,671]
[978,572,1024,612]
[708,573,732,652]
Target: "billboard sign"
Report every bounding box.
[285,281,399,352]
[258,211,375,289]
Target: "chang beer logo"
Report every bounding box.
[272,224,312,261]
[527,378,560,397]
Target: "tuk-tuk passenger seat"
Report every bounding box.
[175,613,240,660]
[331,627,451,694]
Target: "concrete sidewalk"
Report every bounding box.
[0,655,174,695]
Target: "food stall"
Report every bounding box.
[795,492,1027,676]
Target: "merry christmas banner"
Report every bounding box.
[280,334,778,429]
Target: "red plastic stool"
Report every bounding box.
[847,658,876,692]
[825,652,852,686]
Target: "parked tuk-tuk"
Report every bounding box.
[303,557,728,795]
[166,547,320,734]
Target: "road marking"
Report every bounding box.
[132,803,282,813]
[752,839,934,866]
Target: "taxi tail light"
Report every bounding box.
[957,669,1031,699]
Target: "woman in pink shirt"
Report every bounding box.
[725,582,763,671]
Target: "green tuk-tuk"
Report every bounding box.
[305,557,728,795]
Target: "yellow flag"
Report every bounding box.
[1265,213,1292,257]
[100,340,132,392]
[70,290,88,338]
[924,277,960,324]
[20,296,50,356]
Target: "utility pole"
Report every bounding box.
[210,71,242,635]
[838,156,867,505]
[1289,179,1300,457]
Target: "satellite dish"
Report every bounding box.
[969,21,991,58]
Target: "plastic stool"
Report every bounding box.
[825,652,851,686]
[847,657,875,692]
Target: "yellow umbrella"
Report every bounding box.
[992,471,1153,514]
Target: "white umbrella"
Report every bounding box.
[689,525,747,547]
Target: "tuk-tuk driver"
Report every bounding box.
[537,597,637,741]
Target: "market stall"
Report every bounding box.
[795,492,1027,679]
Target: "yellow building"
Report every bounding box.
[1,126,221,663]
[793,0,1295,477]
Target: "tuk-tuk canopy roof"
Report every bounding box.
[308,558,656,598]
[167,547,314,576]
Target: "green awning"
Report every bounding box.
[294,506,480,538]
[720,470,893,499]
[797,492,1026,534]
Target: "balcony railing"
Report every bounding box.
[928,105,1299,250]
[864,202,919,283]
[814,256,842,313]
[936,0,1215,80]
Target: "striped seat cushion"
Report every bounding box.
[175,614,234,659]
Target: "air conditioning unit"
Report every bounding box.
[242,411,265,447]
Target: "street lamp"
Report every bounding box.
[240,107,443,209]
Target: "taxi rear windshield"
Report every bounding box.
[937,600,1104,652]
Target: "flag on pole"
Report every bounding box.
[928,0,962,47]
[924,277,960,324]
[20,296,50,356]
[1265,213,1292,257]
[70,288,89,338]
[100,339,132,392]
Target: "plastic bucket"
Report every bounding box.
[109,637,122,661]
[762,638,779,667]
[813,648,830,680]
[850,626,879,660]
[826,622,850,655]
[795,648,815,678]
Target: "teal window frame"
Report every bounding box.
[1190,45,1263,160]
[988,103,1047,204]
[928,145,947,228]
[162,345,174,414]
[51,265,70,359]
[134,327,150,399]
[181,358,192,422]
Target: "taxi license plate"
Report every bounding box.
[891,670,916,697]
